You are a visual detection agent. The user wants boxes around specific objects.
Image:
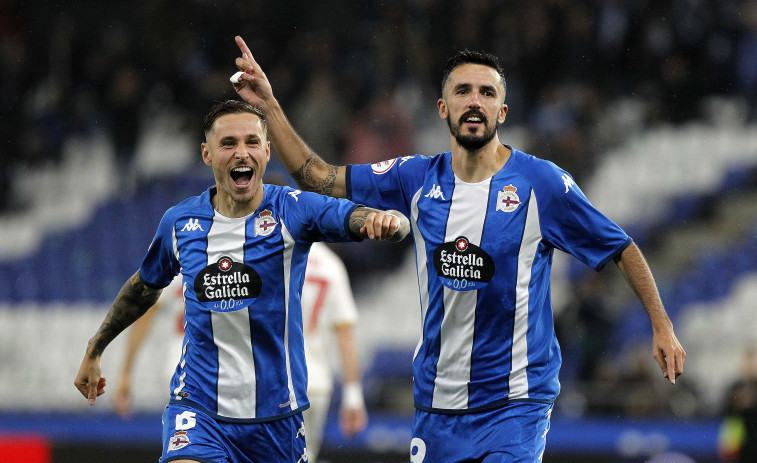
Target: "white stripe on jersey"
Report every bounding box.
[410,187,427,363]
[173,341,188,398]
[207,213,257,418]
[172,223,180,262]
[509,189,542,399]
[432,178,491,409]
[280,222,298,411]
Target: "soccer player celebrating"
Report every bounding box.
[74,100,409,463]
[230,36,685,462]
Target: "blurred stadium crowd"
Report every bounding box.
[2,1,757,456]
[3,0,757,212]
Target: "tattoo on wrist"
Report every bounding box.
[348,207,370,237]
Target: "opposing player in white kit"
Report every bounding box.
[74,100,409,463]
[230,36,686,462]
[301,242,367,462]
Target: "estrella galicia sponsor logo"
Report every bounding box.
[194,256,262,311]
[433,236,495,291]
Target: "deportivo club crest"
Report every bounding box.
[254,210,278,236]
[496,184,521,213]
[167,431,190,452]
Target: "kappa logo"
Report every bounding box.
[288,190,302,201]
[296,420,306,439]
[399,155,414,166]
[562,173,575,193]
[254,210,278,237]
[496,184,521,213]
[424,184,445,200]
[181,218,204,232]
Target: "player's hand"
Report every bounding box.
[339,405,368,437]
[358,209,409,242]
[361,211,401,241]
[113,375,132,417]
[74,355,106,405]
[232,36,275,111]
[652,326,685,384]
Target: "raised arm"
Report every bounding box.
[614,242,686,384]
[74,270,162,405]
[231,35,348,198]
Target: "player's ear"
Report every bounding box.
[498,104,508,124]
[201,142,212,166]
[438,98,448,120]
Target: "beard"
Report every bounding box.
[447,110,499,151]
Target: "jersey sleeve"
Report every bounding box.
[139,207,181,289]
[283,188,361,243]
[346,155,429,216]
[533,164,631,271]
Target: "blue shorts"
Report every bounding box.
[411,402,553,463]
[159,403,307,463]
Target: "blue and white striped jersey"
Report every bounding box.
[139,184,358,422]
[347,148,631,413]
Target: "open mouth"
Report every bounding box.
[461,111,486,126]
[230,166,253,187]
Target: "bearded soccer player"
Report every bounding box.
[230,36,685,462]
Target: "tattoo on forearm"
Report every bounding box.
[348,207,372,237]
[88,272,161,356]
[292,153,337,196]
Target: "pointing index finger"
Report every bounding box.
[235,36,255,64]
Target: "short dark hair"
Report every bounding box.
[203,100,267,137]
[440,50,506,99]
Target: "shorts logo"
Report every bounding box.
[496,184,521,213]
[255,210,278,236]
[433,237,495,291]
[371,158,397,174]
[167,431,190,452]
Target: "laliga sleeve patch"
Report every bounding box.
[433,237,495,291]
[371,158,398,174]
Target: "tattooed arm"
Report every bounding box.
[232,36,348,198]
[74,270,163,405]
[349,207,410,243]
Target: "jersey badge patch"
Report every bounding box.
[255,210,278,236]
[496,184,521,213]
